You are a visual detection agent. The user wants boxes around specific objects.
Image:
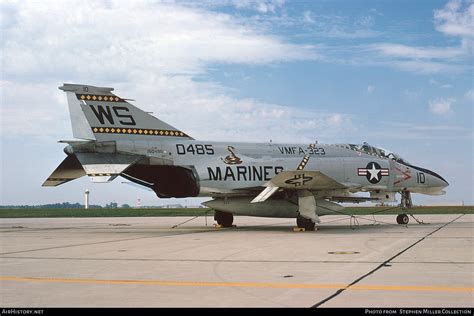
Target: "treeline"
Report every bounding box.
[0,202,131,209]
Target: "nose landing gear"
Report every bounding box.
[396,190,413,225]
[396,213,409,225]
[400,190,413,209]
[397,190,424,225]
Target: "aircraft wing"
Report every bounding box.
[269,171,346,190]
[251,170,346,203]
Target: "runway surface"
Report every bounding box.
[0,214,472,307]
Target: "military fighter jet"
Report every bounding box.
[43,84,449,230]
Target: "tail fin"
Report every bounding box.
[59,83,192,141]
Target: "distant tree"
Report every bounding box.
[0,203,102,209]
[121,204,131,208]
[106,202,118,208]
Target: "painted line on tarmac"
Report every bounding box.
[0,229,214,256]
[0,276,472,294]
[311,214,466,308]
[1,256,472,265]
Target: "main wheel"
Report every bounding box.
[396,213,409,225]
[214,211,234,227]
[296,214,316,231]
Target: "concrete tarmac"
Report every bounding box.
[0,214,472,307]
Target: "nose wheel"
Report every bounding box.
[396,213,409,225]
[397,190,424,225]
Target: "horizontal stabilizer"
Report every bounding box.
[268,171,346,190]
[42,155,86,187]
[75,153,142,183]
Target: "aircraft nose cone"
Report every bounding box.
[440,177,449,188]
[435,176,449,188]
[429,170,449,188]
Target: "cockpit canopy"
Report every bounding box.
[347,142,410,165]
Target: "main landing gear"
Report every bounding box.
[214,210,234,228]
[397,190,415,225]
[295,190,319,231]
[296,214,316,231]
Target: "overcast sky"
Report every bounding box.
[1,0,473,206]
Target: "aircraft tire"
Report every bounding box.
[296,215,316,231]
[396,214,409,225]
[214,211,234,227]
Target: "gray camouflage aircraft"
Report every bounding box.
[43,84,449,230]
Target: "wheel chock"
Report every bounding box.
[293,227,306,232]
[293,227,318,232]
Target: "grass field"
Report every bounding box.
[343,206,473,215]
[0,206,472,218]
[0,208,212,218]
